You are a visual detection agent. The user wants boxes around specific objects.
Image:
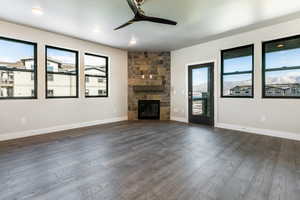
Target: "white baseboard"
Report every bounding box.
[170,116,300,141]
[3,117,298,142]
[215,123,300,141]
[171,116,188,123]
[0,116,128,141]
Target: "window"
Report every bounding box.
[46,46,78,98]
[84,53,108,97]
[262,35,300,98]
[0,37,37,99]
[221,44,254,98]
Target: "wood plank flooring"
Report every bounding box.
[0,121,299,200]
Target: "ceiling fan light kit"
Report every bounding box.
[114,0,177,30]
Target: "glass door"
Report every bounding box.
[188,63,214,125]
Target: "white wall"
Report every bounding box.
[171,18,300,137]
[0,20,128,140]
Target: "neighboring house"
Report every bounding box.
[0,58,106,97]
[46,57,77,97]
[0,58,34,70]
[84,66,107,96]
[84,66,106,76]
[0,69,14,97]
[0,58,35,97]
[230,85,252,96]
[229,84,300,96]
[192,91,208,116]
[265,84,300,96]
[47,58,76,73]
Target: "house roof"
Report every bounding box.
[231,83,300,91]
[20,58,34,62]
[47,57,75,67]
[85,66,106,73]
[230,85,252,90]
[0,57,75,72]
[266,83,300,90]
[0,58,31,69]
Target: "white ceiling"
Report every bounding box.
[1,0,300,51]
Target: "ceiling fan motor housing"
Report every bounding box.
[135,0,145,6]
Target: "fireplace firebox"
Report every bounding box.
[138,100,160,120]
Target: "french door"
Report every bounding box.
[188,63,214,125]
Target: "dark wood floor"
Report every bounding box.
[0,121,299,200]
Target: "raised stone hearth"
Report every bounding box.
[128,52,170,120]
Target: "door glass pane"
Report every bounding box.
[192,67,208,116]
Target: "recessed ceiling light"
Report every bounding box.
[93,28,100,33]
[129,38,137,45]
[32,7,43,16]
[277,44,284,48]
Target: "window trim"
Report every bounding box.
[262,34,300,99]
[221,44,254,98]
[0,36,38,100]
[45,45,79,99]
[84,53,109,98]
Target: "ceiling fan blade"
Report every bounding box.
[126,0,138,14]
[114,20,135,30]
[141,16,177,25]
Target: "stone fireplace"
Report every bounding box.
[128,52,170,120]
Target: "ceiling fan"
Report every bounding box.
[114,0,177,30]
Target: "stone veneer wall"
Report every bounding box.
[128,52,170,120]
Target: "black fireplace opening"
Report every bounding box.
[138,100,160,120]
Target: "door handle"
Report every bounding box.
[188,91,192,99]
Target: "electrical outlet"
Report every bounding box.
[21,117,27,125]
[260,115,266,122]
